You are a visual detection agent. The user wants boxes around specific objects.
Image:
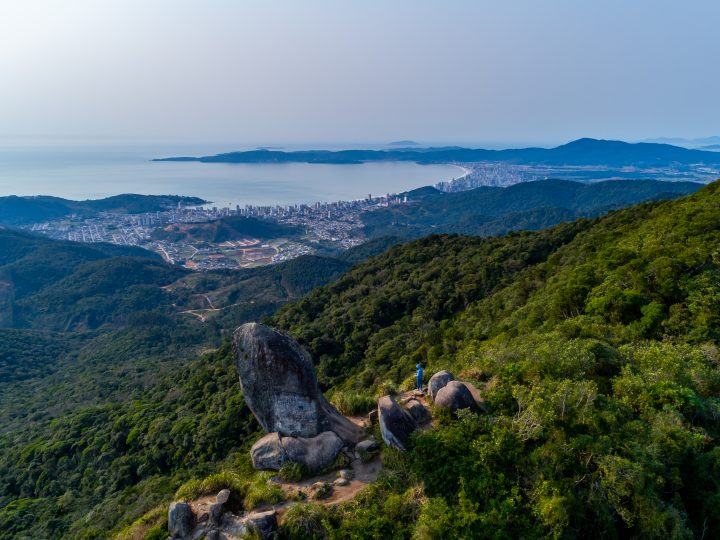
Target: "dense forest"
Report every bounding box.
[1,181,719,538]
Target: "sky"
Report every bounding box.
[1,0,719,147]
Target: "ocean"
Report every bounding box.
[0,144,463,207]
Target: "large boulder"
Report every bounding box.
[428,370,454,401]
[233,323,364,444]
[281,431,344,472]
[251,430,344,472]
[378,395,418,451]
[434,380,477,413]
[168,501,195,539]
[251,432,287,470]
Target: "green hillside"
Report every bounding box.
[362,179,701,238]
[268,181,720,538]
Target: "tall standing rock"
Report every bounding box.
[233,323,364,444]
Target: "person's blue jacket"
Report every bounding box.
[416,364,424,389]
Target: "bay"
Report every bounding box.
[0,145,463,207]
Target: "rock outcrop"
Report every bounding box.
[428,370,454,401]
[168,502,195,539]
[250,430,344,472]
[378,395,418,451]
[434,380,477,413]
[233,323,364,445]
[168,491,278,539]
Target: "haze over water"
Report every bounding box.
[0,145,462,207]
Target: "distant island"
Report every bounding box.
[153,138,720,167]
[388,140,419,146]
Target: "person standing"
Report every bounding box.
[415,363,424,390]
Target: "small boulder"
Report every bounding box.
[334,477,350,487]
[216,489,231,505]
[367,409,379,424]
[168,502,195,539]
[378,395,418,451]
[356,439,380,453]
[251,432,287,470]
[434,380,476,413]
[338,469,353,480]
[428,370,454,401]
[281,431,344,472]
[244,509,278,538]
[405,398,431,425]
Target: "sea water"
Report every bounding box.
[0,144,463,206]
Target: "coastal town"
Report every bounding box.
[23,158,719,271]
[27,191,413,270]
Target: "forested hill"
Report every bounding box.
[151,215,304,243]
[154,138,720,166]
[0,194,206,226]
[362,178,701,239]
[267,180,720,537]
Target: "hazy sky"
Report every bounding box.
[1,0,719,146]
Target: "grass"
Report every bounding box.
[243,472,285,509]
[330,391,377,416]
[174,470,247,502]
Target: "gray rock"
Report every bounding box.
[434,380,477,413]
[251,430,344,472]
[334,477,350,486]
[205,530,220,540]
[428,370,454,401]
[216,488,231,505]
[168,501,195,539]
[378,395,418,451]
[405,398,431,425]
[356,439,380,453]
[209,502,224,527]
[251,432,287,470]
[281,431,344,472]
[244,510,278,538]
[367,409,378,424]
[233,323,364,444]
[338,469,353,480]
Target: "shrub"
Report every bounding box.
[281,503,330,540]
[331,391,376,416]
[278,462,305,482]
